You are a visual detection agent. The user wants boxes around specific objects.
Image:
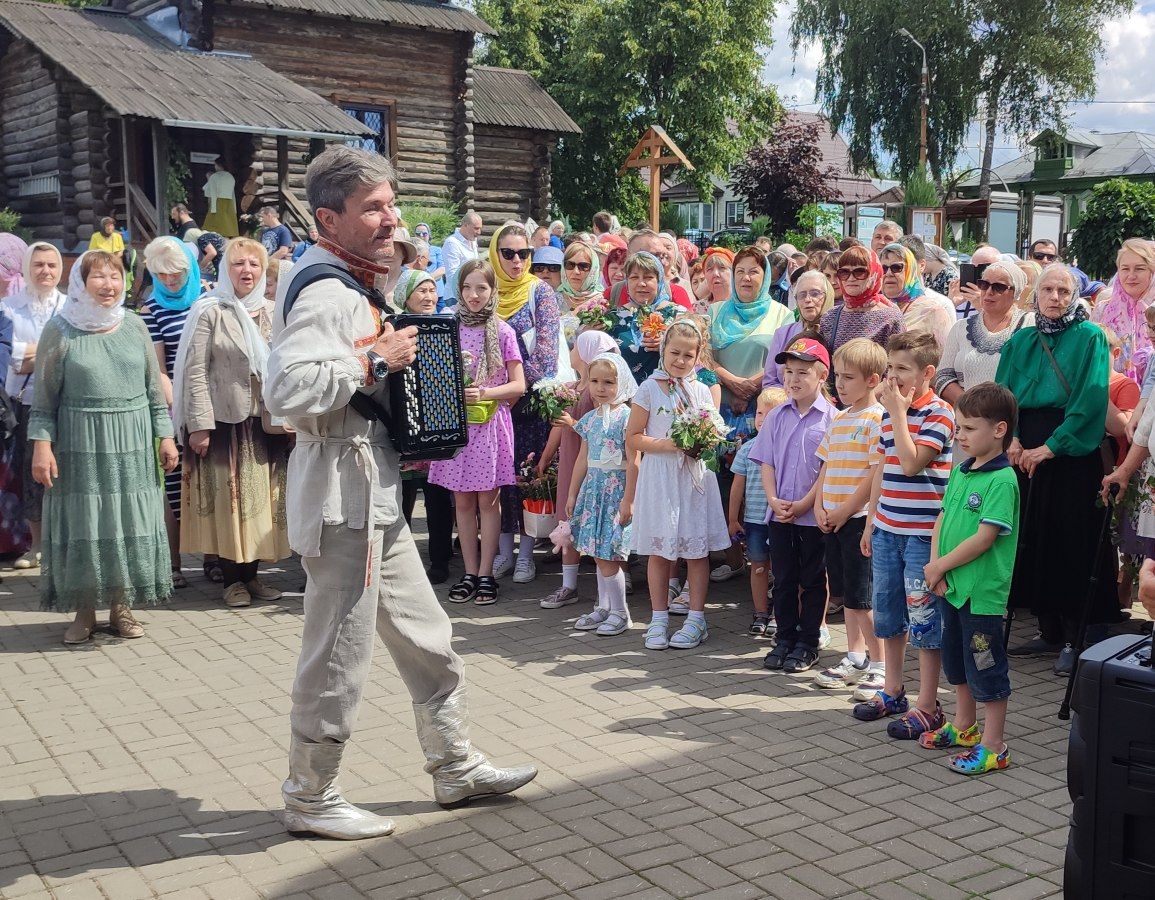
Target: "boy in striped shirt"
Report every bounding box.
[853,332,955,741]
[813,339,887,693]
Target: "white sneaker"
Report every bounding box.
[814,656,867,690]
[710,563,743,582]
[851,666,886,701]
[540,586,579,609]
[513,556,536,584]
[818,626,832,650]
[644,620,669,650]
[12,550,40,570]
[597,612,632,636]
[492,555,514,579]
[668,588,690,615]
[574,607,610,631]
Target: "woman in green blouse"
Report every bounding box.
[30,251,179,644]
[995,265,1113,669]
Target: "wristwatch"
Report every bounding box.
[365,351,389,384]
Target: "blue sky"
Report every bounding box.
[763,1,1155,171]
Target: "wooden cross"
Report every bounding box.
[619,125,695,231]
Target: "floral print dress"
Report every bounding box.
[571,405,631,561]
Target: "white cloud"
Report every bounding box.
[762,1,1155,170]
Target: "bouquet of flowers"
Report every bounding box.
[669,406,735,473]
[461,350,475,386]
[518,453,560,535]
[574,296,613,332]
[527,376,580,422]
[638,310,668,343]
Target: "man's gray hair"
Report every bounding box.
[875,219,902,234]
[461,210,482,227]
[305,145,397,216]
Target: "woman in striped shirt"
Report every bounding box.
[142,237,204,588]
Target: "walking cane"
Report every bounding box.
[1058,484,1119,720]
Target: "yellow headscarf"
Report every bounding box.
[490,227,540,320]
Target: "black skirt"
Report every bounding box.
[1008,407,1116,622]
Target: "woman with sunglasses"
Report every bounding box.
[934,260,1030,406]
[489,223,562,583]
[558,241,603,313]
[818,245,905,359]
[878,242,956,351]
[1091,237,1155,384]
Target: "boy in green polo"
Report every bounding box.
[921,383,1019,775]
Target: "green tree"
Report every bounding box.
[481,0,780,226]
[1069,179,1155,279]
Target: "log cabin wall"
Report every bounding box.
[212,5,464,211]
[473,124,554,234]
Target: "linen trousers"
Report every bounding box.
[290,519,464,744]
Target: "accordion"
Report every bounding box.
[380,314,469,462]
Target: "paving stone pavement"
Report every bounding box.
[1,514,1149,899]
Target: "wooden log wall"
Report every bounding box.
[213,6,460,209]
[473,125,550,234]
[454,42,475,210]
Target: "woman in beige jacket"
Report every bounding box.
[173,238,290,607]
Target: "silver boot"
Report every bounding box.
[282,737,396,839]
[413,686,538,809]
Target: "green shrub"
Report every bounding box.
[748,215,772,240]
[711,231,749,250]
[657,202,689,237]
[0,208,31,241]
[401,198,460,245]
[1069,179,1155,279]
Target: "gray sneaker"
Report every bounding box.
[540,586,580,609]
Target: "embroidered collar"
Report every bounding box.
[960,453,1011,473]
[317,236,389,290]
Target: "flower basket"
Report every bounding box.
[523,505,559,538]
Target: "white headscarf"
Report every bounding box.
[4,241,65,315]
[171,252,270,437]
[589,350,638,409]
[59,251,126,332]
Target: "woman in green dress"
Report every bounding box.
[30,251,179,644]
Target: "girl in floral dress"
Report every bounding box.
[566,353,639,636]
[429,261,525,605]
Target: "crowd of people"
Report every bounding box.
[3,177,1155,782]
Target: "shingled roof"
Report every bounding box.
[0,0,372,139]
[228,0,494,34]
[473,66,580,135]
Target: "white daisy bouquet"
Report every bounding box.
[669,406,734,473]
[527,376,580,422]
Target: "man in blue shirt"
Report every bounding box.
[259,206,294,261]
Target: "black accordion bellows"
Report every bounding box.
[383,314,469,461]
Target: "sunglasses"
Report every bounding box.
[836,266,870,280]
[1032,251,1057,262]
[564,260,592,273]
[880,263,905,275]
[499,247,533,261]
[976,279,1013,295]
[531,263,561,274]
[795,289,826,301]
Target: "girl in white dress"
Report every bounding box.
[625,319,731,650]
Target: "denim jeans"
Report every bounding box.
[870,527,942,650]
[940,599,1011,702]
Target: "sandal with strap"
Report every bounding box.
[763,641,793,671]
[782,645,820,673]
[886,701,945,740]
[171,569,189,589]
[474,576,499,606]
[202,559,223,584]
[110,605,145,639]
[668,617,708,649]
[920,720,982,750]
[447,575,479,603]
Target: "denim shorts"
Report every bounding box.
[870,527,942,650]
[940,600,1011,703]
[744,521,771,563]
[824,516,872,610]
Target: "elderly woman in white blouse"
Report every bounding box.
[934,258,1031,404]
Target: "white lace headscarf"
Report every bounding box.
[59,251,126,332]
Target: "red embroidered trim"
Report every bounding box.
[317,236,389,289]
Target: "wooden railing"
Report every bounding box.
[126,182,159,245]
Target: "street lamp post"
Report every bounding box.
[897,28,928,169]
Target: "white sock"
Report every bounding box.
[651,609,669,625]
[605,569,627,614]
[562,564,579,591]
[518,533,535,561]
[499,532,515,559]
[594,572,609,610]
[687,610,706,626]
[868,660,885,673]
[848,651,868,668]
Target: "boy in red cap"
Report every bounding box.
[748,337,836,672]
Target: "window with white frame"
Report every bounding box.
[724,201,747,227]
[677,202,714,231]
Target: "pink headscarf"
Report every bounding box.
[1093,239,1155,382]
[0,233,29,298]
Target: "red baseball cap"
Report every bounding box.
[775,337,831,369]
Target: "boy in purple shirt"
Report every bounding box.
[750,337,836,673]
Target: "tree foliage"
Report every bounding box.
[791,0,1131,194]
[479,0,781,227]
[1069,179,1155,279]
[731,117,837,236]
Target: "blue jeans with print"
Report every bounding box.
[870,527,942,650]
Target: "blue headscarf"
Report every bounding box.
[150,239,201,311]
[710,250,774,351]
[629,251,671,308]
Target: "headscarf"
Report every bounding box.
[659,232,689,283]
[597,233,627,254]
[1072,268,1106,299]
[841,247,887,310]
[881,242,926,305]
[457,285,504,388]
[588,350,639,423]
[10,241,65,308]
[148,237,201,311]
[677,238,700,265]
[397,268,437,311]
[603,246,628,289]
[558,242,603,307]
[575,328,618,365]
[489,228,540,320]
[701,247,735,270]
[59,250,126,332]
[710,252,776,351]
[1093,240,1155,379]
[1035,267,1089,336]
[0,233,29,298]
[626,251,672,309]
[652,317,703,410]
[172,245,270,436]
[983,259,1027,300]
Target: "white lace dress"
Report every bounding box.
[628,378,731,561]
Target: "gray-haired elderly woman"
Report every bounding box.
[934,258,1032,405]
[923,243,959,296]
[264,144,535,841]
